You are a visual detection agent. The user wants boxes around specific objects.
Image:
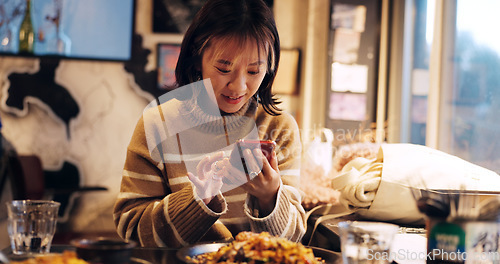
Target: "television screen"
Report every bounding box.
[0,0,135,61]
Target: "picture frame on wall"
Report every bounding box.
[273,49,300,95]
[157,43,181,90]
[152,0,207,33]
[152,0,274,34]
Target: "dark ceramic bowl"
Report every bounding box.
[71,237,137,264]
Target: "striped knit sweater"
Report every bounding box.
[113,97,306,248]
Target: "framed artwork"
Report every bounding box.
[329,92,367,121]
[152,0,274,34]
[273,49,300,95]
[152,0,207,33]
[157,43,181,89]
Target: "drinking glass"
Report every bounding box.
[6,200,60,255]
[338,221,399,264]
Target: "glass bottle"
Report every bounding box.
[18,0,35,54]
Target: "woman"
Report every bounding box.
[113,0,306,248]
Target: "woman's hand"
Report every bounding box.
[218,148,281,216]
[187,152,225,204]
[241,148,281,215]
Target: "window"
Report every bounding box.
[388,0,500,172]
[438,0,500,171]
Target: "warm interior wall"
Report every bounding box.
[299,0,330,142]
[275,0,330,143]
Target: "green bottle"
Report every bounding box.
[18,0,35,54]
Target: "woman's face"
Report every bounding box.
[201,38,267,114]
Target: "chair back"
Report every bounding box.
[8,155,45,200]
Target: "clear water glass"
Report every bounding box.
[6,200,60,255]
[338,221,399,264]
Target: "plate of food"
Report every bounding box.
[6,250,152,264]
[176,232,341,264]
[8,251,89,264]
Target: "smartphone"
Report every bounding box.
[229,139,276,172]
[236,139,276,162]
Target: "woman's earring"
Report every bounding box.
[255,93,260,108]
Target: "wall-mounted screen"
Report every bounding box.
[0,0,135,61]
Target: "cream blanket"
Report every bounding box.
[331,143,500,224]
[332,156,383,209]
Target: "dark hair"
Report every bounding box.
[175,0,282,115]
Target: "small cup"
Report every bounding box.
[338,221,399,264]
[71,237,137,264]
[6,200,60,255]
